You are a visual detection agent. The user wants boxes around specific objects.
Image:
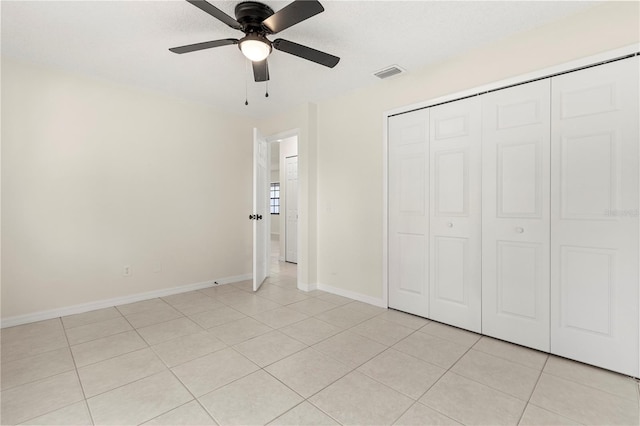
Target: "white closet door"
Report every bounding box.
[429,97,482,332]
[388,109,430,317]
[550,57,639,377]
[285,156,298,264]
[482,79,551,351]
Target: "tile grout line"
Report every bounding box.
[67,329,147,369]
[515,351,550,425]
[522,366,608,425]
[324,323,439,425]
[61,309,123,331]
[1,276,294,424]
[355,346,442,400]
[445,347,546,404]
[61,317,96,426]
[278,351,354,426]
[146,324,286,424]
[64,316,133,347]
[257,368,318,424]
[235,303,395,424]
[186,346,269,424]
[160,357,221,425]
[3,318,91,425]
[540,358,640,403]
[75,314,166,402]
[73,294,236,368]
[300,319,470,425]
[270,400,344,426]
[526,361,638,424]
[0,347,74,393]
[353,343,446,426]
[233,334,310,368]
[7,269,639,425]
[402,329,481,425]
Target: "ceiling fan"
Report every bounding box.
[169,0,340,82]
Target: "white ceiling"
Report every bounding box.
[2,0,598,118]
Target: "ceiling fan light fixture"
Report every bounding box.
[239,34,272,62]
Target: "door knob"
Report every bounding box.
[249,214,256,220]
[257,214,263,220]
[447,222,454,228]
[516,227,524,233]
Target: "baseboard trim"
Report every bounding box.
[1,273,252,328]
[214,273,252,285]
[316,282,387,308]
[297,281,317,292]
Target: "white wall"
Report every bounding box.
[2,2,638,321]
[1,58,254,319]
[314,2,640,301]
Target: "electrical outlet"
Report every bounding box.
[123,265,132,277]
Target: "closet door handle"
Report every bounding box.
[515,227,524,234]
[447,222,454,228]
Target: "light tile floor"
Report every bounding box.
[2,245,639,425]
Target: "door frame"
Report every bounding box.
[382,44,639,311]
[264,129,301,287]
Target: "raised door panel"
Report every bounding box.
[399,156,426,215]
[433,236,468,305]
[429,96,481,332]
[496,241,542,321]
[497,141,542,218]
[551,57,639,377]
[397,234,427,295]
[482,79,551,351]
[560,132,617,219]
[389,109,430,317]
[560,246,615,336]
[434,150,467,216]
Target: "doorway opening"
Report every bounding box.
[268,134,299,281]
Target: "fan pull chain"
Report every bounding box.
[265,80,269,98]
[244,60,249,106]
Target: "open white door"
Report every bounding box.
[253,128,269,291]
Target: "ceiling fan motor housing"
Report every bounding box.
[234,1,275,34]
[170,0,340,82]
[234,1,275,60]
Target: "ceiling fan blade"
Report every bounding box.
[273,39,339,68]
[186,0,242,30]
[252,59,270,82]
[262,0,324,34]
[169,38,238,54]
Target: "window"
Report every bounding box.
[270,182,280,214]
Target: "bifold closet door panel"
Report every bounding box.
[481,79,551,351]
[388,109,430,317]
[550,57,639,377]
[429,97,482,332]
